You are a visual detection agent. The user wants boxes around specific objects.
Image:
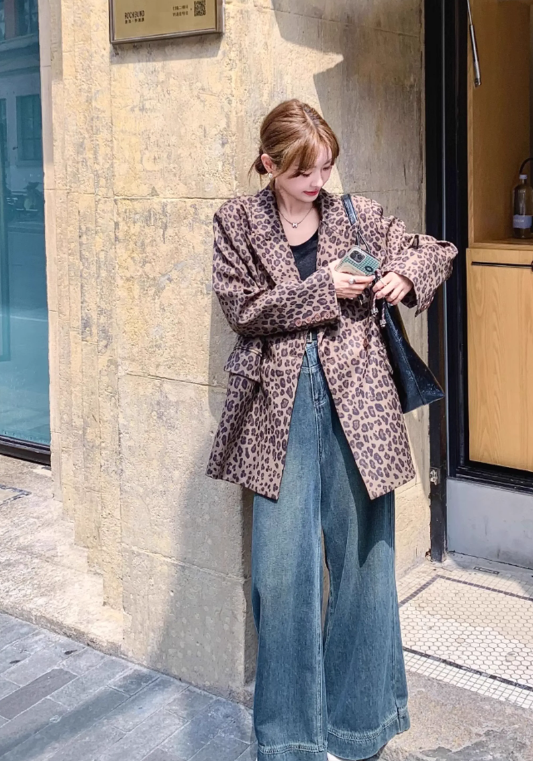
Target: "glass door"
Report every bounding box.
[0,0,49,450]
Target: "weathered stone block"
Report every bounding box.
[252,0,421,38]
[110,37,236,199]
[115,198,234,386]
[123,547,253,700]
[119,374,251,579]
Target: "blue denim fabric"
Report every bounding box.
[251,337,410,761]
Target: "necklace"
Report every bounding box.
[278,204,315,229]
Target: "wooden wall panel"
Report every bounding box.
[467,248,533,470]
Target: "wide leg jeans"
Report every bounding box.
[251,337,410,761]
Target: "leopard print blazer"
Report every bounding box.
[206,185,457,500]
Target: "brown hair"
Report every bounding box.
[250,99,340,179]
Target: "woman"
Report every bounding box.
[207,100,457,761]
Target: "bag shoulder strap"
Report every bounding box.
[341,193,372,253]
[341,193,357,226]
[341,193,386,325]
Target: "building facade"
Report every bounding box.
[2,0,431,701]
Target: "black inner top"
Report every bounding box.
[289,229,318,281]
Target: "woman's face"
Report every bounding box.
[263,146,334,203]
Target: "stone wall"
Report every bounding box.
[41,0,427,699]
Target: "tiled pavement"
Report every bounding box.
[0,612,256,761]
[397,553,533,710]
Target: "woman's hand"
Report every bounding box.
[328,260,374,299]
[372,272,413,306]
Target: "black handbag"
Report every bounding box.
[341,194,444,414]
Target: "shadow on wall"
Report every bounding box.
[270,0,423,215]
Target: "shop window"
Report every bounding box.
[16,0,38,37]
[0,0,49,448]
[16,94,41,162]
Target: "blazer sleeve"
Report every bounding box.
[374,201,458,316]
[212,206,341,337]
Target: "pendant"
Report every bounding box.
[292,222,298,228]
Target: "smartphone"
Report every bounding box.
[335,245,380,277]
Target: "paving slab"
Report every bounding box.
[45,719,125,761]
[0,697,67,757]
[3,646,76,686]
[235,745,259,761]
[381,671,533,761]
[205,696,255,743]
[0,678,19,701]
[62,647,105,675]
[166,686,217,722]
[50,657,130,708]
[98,708,185,761]
[190,732,249,761]
[144,750,183,761]
[109,666,160,697]
[159,696,250,759]
[105,675,189,733]
[0,668,76,719]
[0,621,38,649]
[0,687,129,761]
[0,631,64,675]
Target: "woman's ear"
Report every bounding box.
[260,153,276,176]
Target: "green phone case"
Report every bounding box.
[335,246,380,276]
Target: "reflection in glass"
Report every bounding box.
[0,2,49,445]
[16,0,38,37]
[17,94,42,162]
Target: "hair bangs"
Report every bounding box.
[282,130,338,177]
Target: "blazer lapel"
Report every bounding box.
[247,186,383,285]
[248,186,302,284]
[315,189,344,270]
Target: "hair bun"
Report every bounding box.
[254,155,267,175]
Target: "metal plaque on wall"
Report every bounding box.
[109,0,223,44]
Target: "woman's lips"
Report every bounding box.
[304,190,319,196]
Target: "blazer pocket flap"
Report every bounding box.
[223,346,262,382]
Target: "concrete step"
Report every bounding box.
[0,455,123,655]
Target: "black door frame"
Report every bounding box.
[425,0,533,561]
